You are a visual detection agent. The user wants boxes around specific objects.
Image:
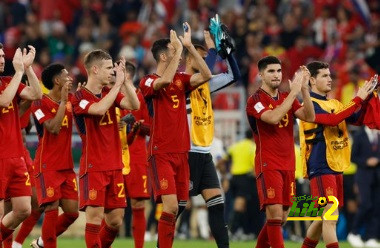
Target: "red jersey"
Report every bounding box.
[246,89,302,173]
[32,94,73,173]
[0,76,25,159]
[128,90,150,164]
[71,87,124,175]
[140,73,193,155]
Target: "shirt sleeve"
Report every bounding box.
[72,90,95,115]
[246,94,271,119]
[31,99,55,124]
[16,83,26,96]
[139,75,158,98]
[292,98,303,113]
[179,73,194,92]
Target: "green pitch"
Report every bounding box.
[24,238,352,247]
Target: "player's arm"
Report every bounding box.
[260,71,303,125]
[43,82,71,134]
[153,30,183,91]
[314,80,374,126]
[87,62,125,115]
[294,66,315,122]
[0,48,24,107]
[180,23,212,87]
[120,76,140,110]
[19,46,43,101]
[209,54,241,93]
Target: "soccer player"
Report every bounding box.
[29,64,80,248]
[246,56,315,248]
[139,23,212,248]
[120,61,151,248]
[185,29,240,248]
[0,45,42,246]
[299,61,376,248]
[71,50,139,248]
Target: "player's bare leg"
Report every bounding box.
[264,204,284,248]
[202,188,229,248]
[322,204,339,248]
[2,196,31,229]
[1,196,30,244]
[158,194,178,248]
[85,206,104,247]
[0,199,3,246]
[302,221,322,248]
[2,200,13,248]
[14,187,43,247]
[131,198,146,248]
[100,208,124,248]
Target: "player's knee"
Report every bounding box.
[165,204,178,215]
[131,200,145,209]
[323,219,337,228]
[107,216,124,229]
[14,205,31,221]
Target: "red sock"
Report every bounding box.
[256,222,270,248]
[85,223,101,248]
[0,222,15,241]
[42,209,58,248]
[132,207,146,248]
[267,219,284,248]
[56,212,79,236]
[2,233,12,248]
[158,211,176,248]
[15,210,42,244]
[302,237,319,248]
[326,242,339,248]
[99,222,119,248]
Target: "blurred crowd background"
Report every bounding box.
[1,0,380,243]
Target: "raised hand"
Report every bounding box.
[77,81,86,91]
[204,30,215,50]
[170,29,183,53]
[22,45,36,68]
[357,77,377,100]
[300,66,311,90]
[289,71,303,95]
[114,58,126,87]
[12,48,24,73]
[178,22,192,48]
[61,81,72,103]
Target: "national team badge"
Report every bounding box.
[267,187,275,199]
[326,187,334,196]
[46,187,54,197]
[89,189,97,200]
[174,80,183,90]
[160,179,168,190]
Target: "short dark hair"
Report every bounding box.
[184,44,206,58]
[306,61,329,78]
[125,60,136,77]
[257,56,281,71]
[245,129,253,139]
[151,39,170,62]
[41,63,65,90]
[0,43,3,50]
[84,49,112,71]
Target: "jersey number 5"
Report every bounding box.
[171,95,179,108]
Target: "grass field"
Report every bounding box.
[23,238,352,247]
